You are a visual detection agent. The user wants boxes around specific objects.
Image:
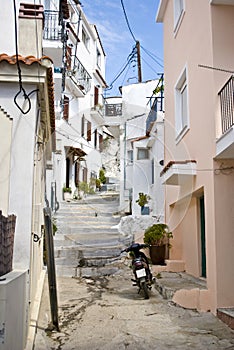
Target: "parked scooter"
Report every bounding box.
[121,243,153,299]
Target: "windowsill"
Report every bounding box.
[175,125,190,144]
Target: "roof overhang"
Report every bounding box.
[65,146,86,161]
[93,69,108,88]
[156,0,169,23]
[160,160,197,185]
[0,54,56,151]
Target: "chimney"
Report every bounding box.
[18,3,44,57]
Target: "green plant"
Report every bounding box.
[96,178,101,189]
[144,223,173,246]
[99,168,106,184]
[136,192,150,207]
[63,187,72,193]
[52,218,57,235]
[79,181,89,193]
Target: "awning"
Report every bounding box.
[65,146,86,161]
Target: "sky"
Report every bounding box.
[81,0,163,96]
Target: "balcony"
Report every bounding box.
[43,11,62,41]
[90,94,105,123]
[90,104,105,124]
[160,160,197,185]
[146,97,164,134]
[66,56,91,97]
[216,76,234,159]
[210,0,234,5]
[146,75,164,134]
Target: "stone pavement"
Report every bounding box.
[32,193,234,349]
[34,260,234,350]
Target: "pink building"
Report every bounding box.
[156,0,234,320]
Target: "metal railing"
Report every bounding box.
[146,96,164,133]
[67,55,91,94]
[43,10,62,41]
[219,75,234,134]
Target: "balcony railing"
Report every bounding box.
[43,10,62,41]
[146,96,164,133]
[219,75,234,134]
[67,55,91,94]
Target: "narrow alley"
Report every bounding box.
[33,194,234,350]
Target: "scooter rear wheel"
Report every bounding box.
[142,281,149,299]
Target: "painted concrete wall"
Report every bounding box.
[0,83,36,269]
[157,0,234,312]
[0,109,12,216]
[119,80,164,216]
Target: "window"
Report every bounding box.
[137,148,149,160]
[174,0,184,31]
[127,150,133,164]
[82,27,90,50]
[175,67,189,141]
[96,48,101,68]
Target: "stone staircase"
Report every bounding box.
[53,194,132,277]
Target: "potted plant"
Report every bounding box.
[143,223,173,265]
[63,186,72,201]
[136,192,150,215]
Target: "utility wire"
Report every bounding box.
[141,56,159,75]
[120,0,137,42]
[106,46,137,91]
[141,45,164,68]
[13,0,39,114]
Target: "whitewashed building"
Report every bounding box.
[119,80,165,219]
[0,2,55,349]
[43,0,107,203]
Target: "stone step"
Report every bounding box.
[217,308,234,330]
[55,263,121,278]
[56,228,120,236]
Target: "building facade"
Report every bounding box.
[119,80,165,219]
[0,2,55,349]
[157,0,234,315]
[43,0,107,203]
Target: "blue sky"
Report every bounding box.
[82,0,163,96]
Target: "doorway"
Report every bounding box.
[200,196,206,278]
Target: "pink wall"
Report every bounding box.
[159,0,234,312]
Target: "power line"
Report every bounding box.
[141,56,159,75]
[120,0,137,42]
[106,46,137,91]
[141,45,164,69]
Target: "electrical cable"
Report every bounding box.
[106,45,137,91]
[120,0,137,43]
[141,56,159,75]
[141,45,164,69]
[13,0,41,114]
[13,0,32,114]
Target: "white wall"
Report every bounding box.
[0,83,37,270]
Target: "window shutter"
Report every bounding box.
[99,134,103,152]
[66,45,72,70]
[87,121,92,141]
[63,95,69,121]
[94,86,99,106]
